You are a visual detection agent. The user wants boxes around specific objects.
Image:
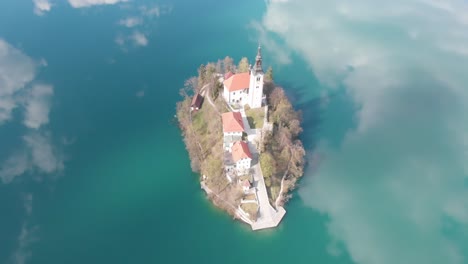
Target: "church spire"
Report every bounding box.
[253,44,263,74]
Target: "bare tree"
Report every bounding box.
[223,56,234,73]
[215,59,223,74]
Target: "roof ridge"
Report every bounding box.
[222,112,244,133]
[223,72,250,92]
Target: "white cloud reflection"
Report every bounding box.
[32,0,52,15]
[130,31,148,47]
[260,0,468,263]
[0,39,64,184]
[23,85,54,129]
[0,40,36,125]
[67,0,127,8]
[9,194,38,264]
[118,17,142,28]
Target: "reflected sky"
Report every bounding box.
[1,0,468,264]
[259,0,468,263]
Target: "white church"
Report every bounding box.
[223,46,264,109]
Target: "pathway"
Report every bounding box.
[239,107,286,230]
[205,84,285,230]
[248,140,286,230]
[199,83,220,115]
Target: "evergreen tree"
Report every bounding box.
[265,66,274,82]
[238,57,250,73]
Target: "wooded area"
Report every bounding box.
[260,71,306,205]
[177,57,305,207]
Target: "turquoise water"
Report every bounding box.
[1,1,467,264]
[0,1,351,263]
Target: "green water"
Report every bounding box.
[2,0,468,264]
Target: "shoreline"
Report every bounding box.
[200,180,286,230]
[176,54,305,231]
[200,181,254,226]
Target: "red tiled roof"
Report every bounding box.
[222,112,244,133]
[223,72,250,92]
[224,71,234,80]
[231,141,252,162]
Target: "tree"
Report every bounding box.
[278,147,291,170]
[179,87,189,99]
[205,63,216,81]
[264,176,271,187]
[183,76,198,94]
[272,100,293,125]
[269,87,285,110]
[223,56,234,73]
[265,66,274,82]
[203,150,222,177]
[260,130,273,153]
[263,82,275,98]
[277,125,292,149]
[289,142,305,177]
[289,119,303,137]
[198,64,206,88]
[238,57,250,73]
[260,151,277,178]
[215,59,223,74]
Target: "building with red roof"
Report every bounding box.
[224,72,250,92]
[222,72,250,105]
[231,141,252,173]
[224,71,234,80]
[232,141,252,161]
[222,112,244,132]
[223,141,253,176]
[222,112,245,150]
[222,46,265,109]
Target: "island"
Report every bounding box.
[176,46,305,230]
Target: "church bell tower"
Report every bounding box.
[248,45,264,109]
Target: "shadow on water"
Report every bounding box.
[275,81,358,184]
[277,82,325,150]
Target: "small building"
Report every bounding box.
[223,141,253,176]
[191,93,204,111]
[231,141,252,175]
[242,179,251,193]
[222,112,244,150]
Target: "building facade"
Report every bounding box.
[223,46,264,109]
[248,46,264,109]
[221,112,244,150]
[231,141,252,175]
